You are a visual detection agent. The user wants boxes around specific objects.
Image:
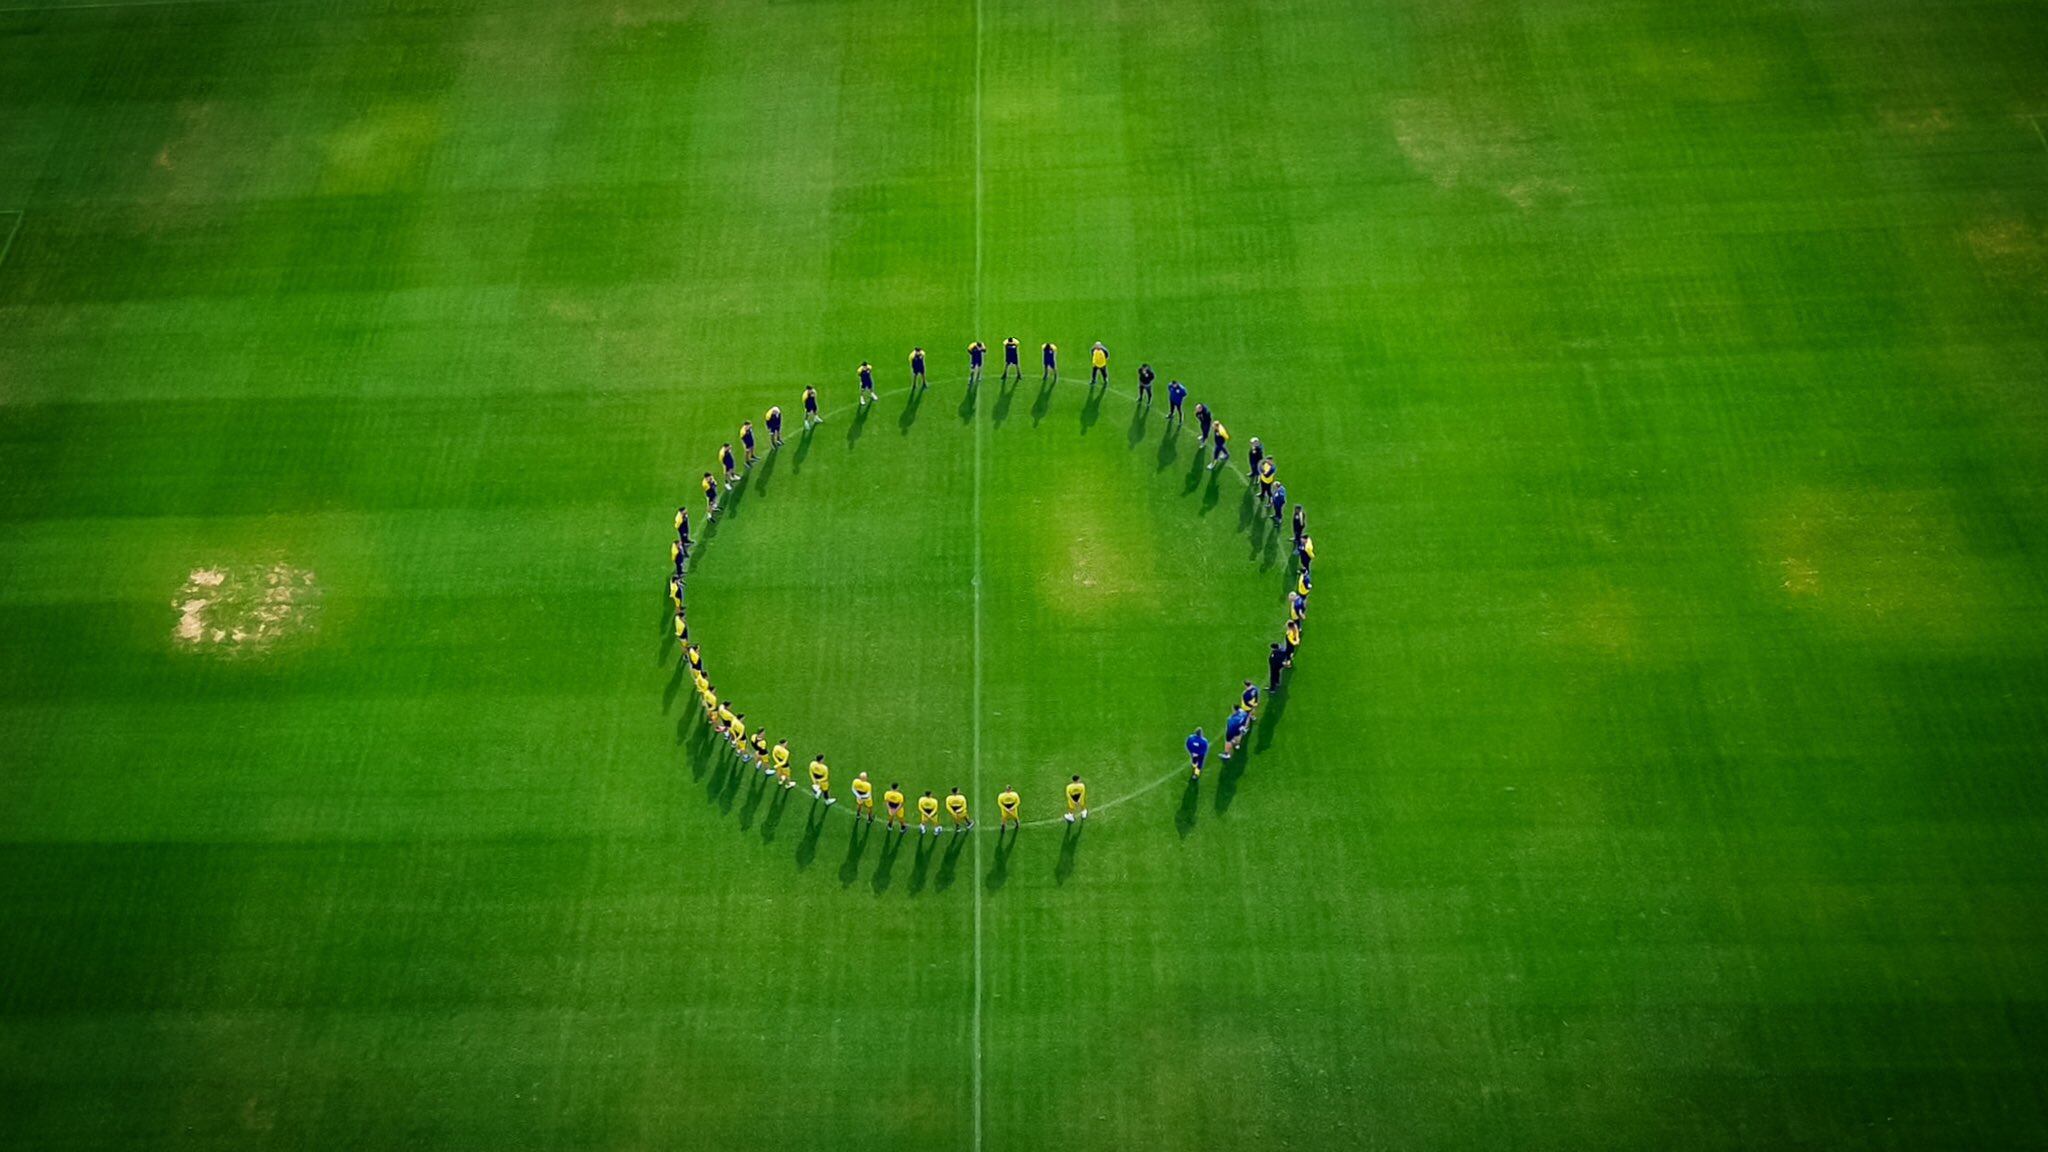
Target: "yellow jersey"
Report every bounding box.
[998,790,1020,813]
[883,789,906,811]
[918,795,941,819]
[772,744,790,769]
[809,759,829,786]
[852,776,873,800]
[1066,781,1087,808]
[673,615,687,640]
[946,794,969,818]
[1214,422,1230,443]
[729,717,746,743]
[1091,347,1107,368]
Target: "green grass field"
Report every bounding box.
[4,0,2048,1148]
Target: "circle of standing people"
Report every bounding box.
[670,339,1315,835]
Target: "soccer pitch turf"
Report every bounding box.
[3,0,2048,1148]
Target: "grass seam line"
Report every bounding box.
[969,0,986,1146]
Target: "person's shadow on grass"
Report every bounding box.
[1182,441,1206,494]
[750,442,782,495]
[1214,751,1245,815]
[1031,379,1055,426]
[985,826,1015,892]
[1078,385,1103,435]
[1253,688,1289,753]
[792,423,816,473]
[1176,776,1201,838]
[759,784,792,843]
[840,818,873,887]
[737,768,767,828]
[663,655,688,715]
[794,800,827,870]
[908,832,938,895]
[934,827,969,891]
[993,378,1018,427]
[870,829,905,895]
[899,387,925,433]
[958,381,978,424]
[1157,422,1180,472]
[1201,466,1223,515]
[847,400,873,449]
[1127,400,1149,449]
[1055,820,1084,885]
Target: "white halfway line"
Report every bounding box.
[968,0,987,1146]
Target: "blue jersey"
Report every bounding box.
[911,351,925,371]
[1242,685,1260,709]
[1226,709,1251,740]
[970,345,985,366]
[1271,483,1288,510]
[1186,733,1209,761]
[1168,382,1187,405]
[860,366,874,389]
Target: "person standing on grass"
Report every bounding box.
[1291,503,1306,548]
[1222,703,1252,760]
[1065,775,1089,823]
[1268,643,1286,692]
[720,443,739,489]
[1003,336,1022,381]
[1246,437,1264,482]
[998,786,1021,829]
[968,340,986,386]
[858,361,876,408]
[1297,534,1315,572]
[1167,380,1187,423]
[1187,727,1210,779]
[884,782,908,831]
[1258,456,1278,503]
[946,787,973,831]
[702,471,721,520]
[1194,401,1212,443]
[852,772,875,821]
[1207,420,1231,471]
[1090,342,1109,387]
[766,405,784,448]
[1042,341,1058,383]
[675,505,691,553]
[810,755,835,804]
[1284,617,1302,660]
[1241,678,1262,717]
[803,384,822,429]
[1137,362,1155,405]
[1270,481,1288,525]
[910,346,927,391]
[918,790,942,835]
[740,420,758,468]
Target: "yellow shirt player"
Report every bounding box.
[673,609,687,643]
[1089,341,1109,385]
[809,755,833,803]
[883,783,907,831]
[699,683,717,722]
[750,730,769,769]
[945,787,973,831]
[917,790,942,835]
[728,713,749,757]
[767,740,789,786]
[715,702,735,737]
[851,772,875,821]
[997,787,1021,828]
[1065,775,1088,823]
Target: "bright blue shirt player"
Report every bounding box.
[1167,380,1188,420]
[1223,706,1253,758]
[1270,481,1288,523]
[1186,727,1210,778]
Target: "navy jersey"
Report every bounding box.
[859,365,874,389]
[910,349,925,372]
[1186,732,1209,761]
[1168,382,1187,405]
[1242,684,1261,709]
[804,389,819,413]
[1004,339,1020,363]
[720,447,736,471]
[1226,708,1251,740]
[970,342,985,366]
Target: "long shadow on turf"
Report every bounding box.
[1030,378,1055,425]
[1214,749,1246,814]
[870,829,905,894]
[1055,821,1083,885]
[1254,683,1290,753]
[1176,777,1200,838]
[985,827,1014,892]
[737,771,769,828]
[1127,399,1149,448]
[1157,421,1180,471]
[759,785,793,843]
[840,819,873,887]
[1079,384,1104,435]
[795,801,827,869]
[1181,438,1205,493]
[749,441,782,495]
[934,828,969,891]
[1201,465,1223,515]
[993,377,1018,427]
[663,652,688,714]
[899,386,926,433]
[846,399,873,448]
[958,382,977,424]
[907,832,938,894]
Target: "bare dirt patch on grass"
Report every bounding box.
[1388,97,1575,210]
[171,563,321,656]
